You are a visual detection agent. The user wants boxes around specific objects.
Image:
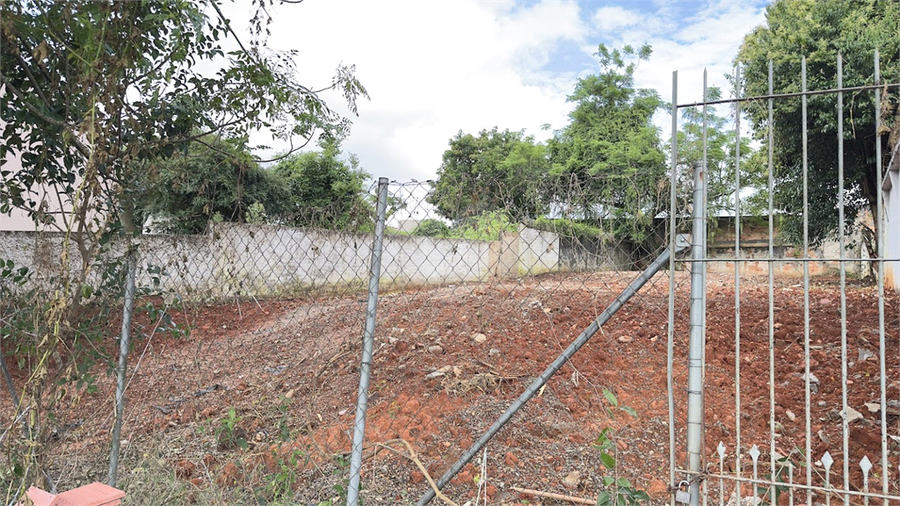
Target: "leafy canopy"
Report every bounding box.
[271,141,372,230]
[674,86,761,221]
[548,44,668,247]
[428,127,549,223]
[735,0,899,247]
[0,0,368,236]
[138,137,285,234]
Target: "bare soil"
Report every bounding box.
[4,271,897,505]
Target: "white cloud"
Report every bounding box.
[228,0,770,182]
[592,6,642,33]
[238,0,587,181]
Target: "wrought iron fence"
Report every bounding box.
[669,52,900,506]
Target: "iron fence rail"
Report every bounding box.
[670,50,899,506]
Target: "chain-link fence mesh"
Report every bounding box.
[354,180,691,506]
[7,164,892,505]
[2,169,697,505]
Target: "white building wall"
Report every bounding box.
[882,142,900,291]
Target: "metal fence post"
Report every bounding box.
[346,177,389,506]
[108,247,137,487]
[687,157,707,506]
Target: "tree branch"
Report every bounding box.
[13,51,53,107]
[0,74,91,160]
[209,0,249,56]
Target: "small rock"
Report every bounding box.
[817,429,830,444]
[489,348,501,356]
[819,298,833,306]
[285,389,295,399]
[865,402,881,414]
[858,348,874,361]
[850,426,880,452]
[726,491,763,506]
[843,406,864,423]
[473,333,487,344]
[803,372,820,394]
[563,470,581,489]
[785,410,796,422]
[427,345,444,355]
[425,370,445,380]
[618,335,634,343]
[647,479,668,497]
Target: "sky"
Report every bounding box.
[227,0,771,183]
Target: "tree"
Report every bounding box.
[428,127,549,223]
[674,86,760,221]
[271,141,371,230]
[547,44,668,249]
[0,0,367,491]
[411,218,450,237]
[1,0,367,264]
[735,0,900,251]
[138,137,285,234]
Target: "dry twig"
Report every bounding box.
[511,486,596,505]
[373,438,458,506]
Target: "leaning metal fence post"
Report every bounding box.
[417,235,690,506]
[687,158,707,506]
[346,177,389,506]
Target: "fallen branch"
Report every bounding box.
[373,439,458,506]
[511,486,595,505]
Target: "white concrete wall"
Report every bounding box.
[517,225,560,275]
[0,223,560,301]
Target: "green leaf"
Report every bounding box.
[600,451,616,469]
[594,427,612,447]
[621,406,638,418]
[597,491,612,506]
[603,388,618,407]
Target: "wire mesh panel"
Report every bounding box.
[349,180,693,505]
[1,172,690,505]
[670,52,900,506]
[0,185,384,503]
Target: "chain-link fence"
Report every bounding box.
[2,166,697,505]
[3,58,898,505]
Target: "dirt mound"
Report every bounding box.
[7,272,897,505]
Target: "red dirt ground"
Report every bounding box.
[5,271,899,505]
